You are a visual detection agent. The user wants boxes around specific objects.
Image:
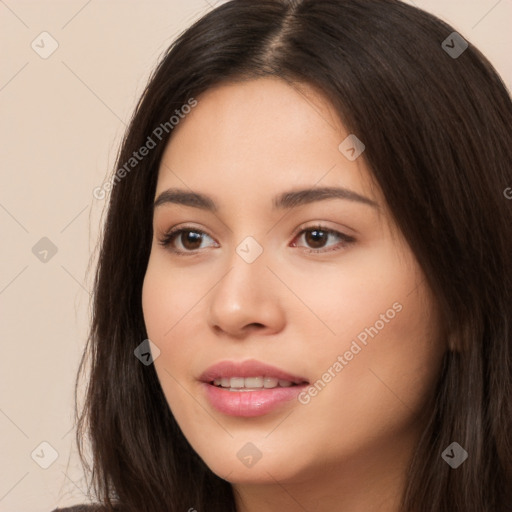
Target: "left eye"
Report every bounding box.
[292,225,355,253]
[158,225,355,256]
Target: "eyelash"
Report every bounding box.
[157,224,355,256]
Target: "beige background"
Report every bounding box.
[0,1,510,510]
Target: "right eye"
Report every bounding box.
[158,226,218,256]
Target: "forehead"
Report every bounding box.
[155,77,381,209]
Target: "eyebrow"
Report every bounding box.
[153,186,379,211]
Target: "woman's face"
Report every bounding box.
[142,77,446,489]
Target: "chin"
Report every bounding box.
[195,442,313,485]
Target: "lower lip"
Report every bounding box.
[202,382,307,417]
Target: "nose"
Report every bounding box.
[207,244,286,338]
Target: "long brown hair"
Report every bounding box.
[75,1,512,510]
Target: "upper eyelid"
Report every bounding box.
[159,217,356,236]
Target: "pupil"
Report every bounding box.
[306,229,326,249]
[183,231,202,249]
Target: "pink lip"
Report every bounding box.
[199,359,309,418]
[199,359,308,384]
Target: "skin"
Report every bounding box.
[141,77,447,512]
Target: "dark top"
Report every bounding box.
[51,506,111,512]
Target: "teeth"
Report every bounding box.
[245,377,264,387]
[230,377,245,388]
[212,376,295,389]
[263,377,279,388]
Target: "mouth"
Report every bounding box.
[210,376,307,391]
[200,359,309,388]
[199,359,309,417]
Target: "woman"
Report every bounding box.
[54,0,512,510]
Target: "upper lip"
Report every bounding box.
[199,359,309,384]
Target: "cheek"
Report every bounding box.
[141,253,199,345]
[302,276,445,454]
[292,244,445,451]
[141,258,205,424]
[368,288,445,408]
[142,268,170,340]
[141,252,213,387]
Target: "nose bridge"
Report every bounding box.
[222,232,269,297]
